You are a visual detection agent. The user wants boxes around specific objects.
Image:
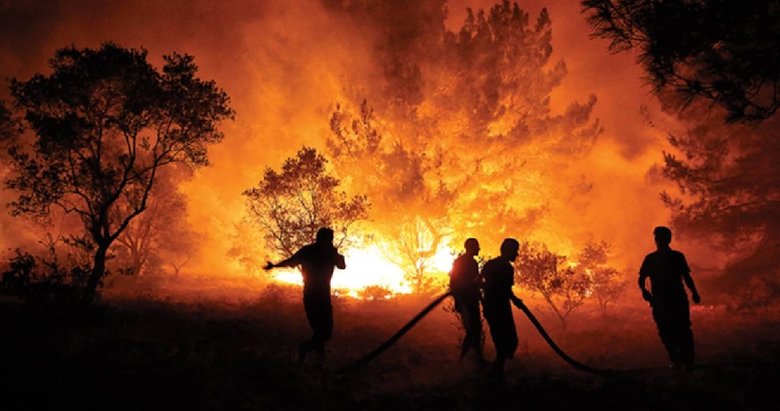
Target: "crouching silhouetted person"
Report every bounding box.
[265,227,346,363]
[450,238,485,363]
[482,238,523,380]
[639,226,701,371]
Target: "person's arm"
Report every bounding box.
[335,252,346,270]
[638,273,652,300]
[504,265,520,303]
[510,291,523,306]
[681,254,701,303]
[683,272,700,303]
[264,248,305,270]
[638,257,653,304]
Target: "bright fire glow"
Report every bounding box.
[272,243,456,298]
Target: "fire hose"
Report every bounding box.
[336,291,612,375]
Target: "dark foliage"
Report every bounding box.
[583,0,780,122]
[5,43,233,302]
[241,146,368,259]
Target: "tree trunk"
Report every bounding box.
[542,293,567,329]
[130,247,144,276]
[84,244,109,303]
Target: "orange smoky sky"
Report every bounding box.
[0,0,711,281]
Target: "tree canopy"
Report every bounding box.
[321,1,601,291]
[583,0,780,122]
[242,146,369,259]
[5,43,234,301]
[661,105,780,292]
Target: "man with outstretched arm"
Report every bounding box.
[265,227,346,363]
[481,238,523,380]
[639,226,701,372]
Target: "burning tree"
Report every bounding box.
[328,102,454,294]
[391,216,451,295]
[515,241,593,328]
[4,44,234,302]
[328,0,601,267]
[575,241,625,316]
[241,146,369,260]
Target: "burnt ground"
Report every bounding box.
[0,280,778,410]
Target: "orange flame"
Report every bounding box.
[272,242,455,298]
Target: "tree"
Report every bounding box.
[576,241,625,316]
[328,1,600,267]
[583,0,780,122]
[390,216,450,295]
[328,102,455,294]
[0,100,18,141]
[515,241,593,328]
[5,44,234,302]
[113,168,196,276]
[242,146,369,259]
[660,106,780,293]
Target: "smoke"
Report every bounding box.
[0,1,684,286]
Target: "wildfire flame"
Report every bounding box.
[271,242,456,298]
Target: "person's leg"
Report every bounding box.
[315,298,333,355]
[486,305,513,381]
[653,306,678,365]
[298,293,318,363]
[677,302,694,367]
[465,299,485,361]
[454,298,471,358]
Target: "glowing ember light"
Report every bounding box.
[272,244,419,298]
[430,244,457,273]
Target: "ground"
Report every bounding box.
[1,276,777,410]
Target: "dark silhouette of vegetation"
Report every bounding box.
[0,100,19,141]
[242,146,368,259]
[583,0,780,122]
[660,105,780,296]
[4,43,233,302]
[1,235,90,302]
[584,0,780,299]
[515,241,592,328]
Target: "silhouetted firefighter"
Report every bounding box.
[449,238,485,363]
[639,226,701,371]
[265,227,346,363]
[482,238,523,380]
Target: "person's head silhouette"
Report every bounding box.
[316,227,335,245]
[464,238,480,256]
[653,226,672,248]
[500,238,520,262]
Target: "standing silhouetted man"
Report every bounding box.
[482,238,522,380]
[639,226,701,371]
[265,227,346,363]
[449,238,485,363]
